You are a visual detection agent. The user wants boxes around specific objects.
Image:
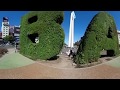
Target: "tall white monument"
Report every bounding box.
[68,11,76,48]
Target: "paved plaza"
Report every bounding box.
[0,48,120,79]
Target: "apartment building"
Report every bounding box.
[14,25,20,43]
[1,17,10,38]
[9,26,14,36]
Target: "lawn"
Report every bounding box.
[0,53,35,69]
[106,56,120,68]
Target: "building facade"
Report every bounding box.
[9,26,14,36]
[1,17,10,38]
[14,25,20,43]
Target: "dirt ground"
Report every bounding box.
[36,53,115,69]
[36,54,76,69]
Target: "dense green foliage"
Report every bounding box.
[3,35,14,42]
[75,11,119,64]
[20,11,65,60]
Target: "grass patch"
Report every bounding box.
[0,53,35,69]
[106,55,120,68]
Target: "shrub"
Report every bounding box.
[0,48,8,55]
[0,48,5,55]
[0,54,2,58]
[20,11,65,60]
[3,48,8,53]
[75,11,119,64]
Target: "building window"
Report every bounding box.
[5,22,8,24]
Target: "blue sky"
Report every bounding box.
[0,11,120,45]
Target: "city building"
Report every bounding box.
[9,26,14,36]
[1,17,10,38]
[14,25,20,43]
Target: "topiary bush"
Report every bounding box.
[74,11,119,64]
[20,11,65,60]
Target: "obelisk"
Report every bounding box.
[68,11,76,48]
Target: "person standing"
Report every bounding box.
[15,42,17,53]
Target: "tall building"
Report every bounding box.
[1,17,10,38]
[9,26,14,36]
[14,25,20,43]
[68,11,76,48]
[9,26,14,33]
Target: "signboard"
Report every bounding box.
[3,17,8,22]
[14,33,19,36]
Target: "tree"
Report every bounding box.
[74,41,80,46]
[3,35,9,42]
[3,35,14,43]
[74,37,84,46]
[74,11,119,64]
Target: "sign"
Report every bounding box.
[3,17,8,22]
[14,33,19,36]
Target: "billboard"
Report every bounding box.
[14,33,19,36]
[3,17,8,22]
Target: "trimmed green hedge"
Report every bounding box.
[75,11,119,64]
[20,11,65,60]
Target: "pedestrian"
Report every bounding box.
[15,42,17,53]
[68,49,73,57]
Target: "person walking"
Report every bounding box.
[15,42,17,53]
[68,49,73,60]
